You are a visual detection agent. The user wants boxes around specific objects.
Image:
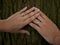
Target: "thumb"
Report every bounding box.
[16,30,30,35]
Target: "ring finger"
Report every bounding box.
[23,9,40,20]
[32,19,42,27]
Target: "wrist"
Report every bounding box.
[53,32,60,45]
[4,19,11,31]
[0,19,7,31]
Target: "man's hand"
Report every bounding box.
[29,9,60,44]
[0,7,40,35]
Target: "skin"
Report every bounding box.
[0,7,60,45]
[0,7,40,35]
[29,9,60,45]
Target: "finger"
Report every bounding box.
[16,6,27,14]
[23,8,40,20]
[32,19,42,27]
[29,22,40,31]
[37,15,45,22]
[24,13,40,25]
[12,30,30,35]
[19,30,30,35]
[32,19,51,31]
[21,7,37,15]
[7,7,27,20]
[37,16,49,27]
[40,10,49,20]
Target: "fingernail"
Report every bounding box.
[32,7,35,9]
[24,6,27,9]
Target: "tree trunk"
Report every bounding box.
[0,0,60,45]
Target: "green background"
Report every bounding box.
[0,0,60,45]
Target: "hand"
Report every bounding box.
[29,9,60,44]
[4,7,40,35]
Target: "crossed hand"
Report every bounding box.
[3,7,60,44]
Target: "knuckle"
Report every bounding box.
[32,7,35,9]
[32,16,35,19]
[37,9,40,11]
[33,10,40,14]
[35,8,40,11]
[30,12,34,15]
[30,7,35,11]
[20,13,25,16]
[36,9,40,12]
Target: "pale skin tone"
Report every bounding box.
[0,7,60,45]
[29,9,60,45]
[0,7,40,35]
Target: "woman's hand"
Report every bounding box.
[29,9,60,44]
[2,7,40,35]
